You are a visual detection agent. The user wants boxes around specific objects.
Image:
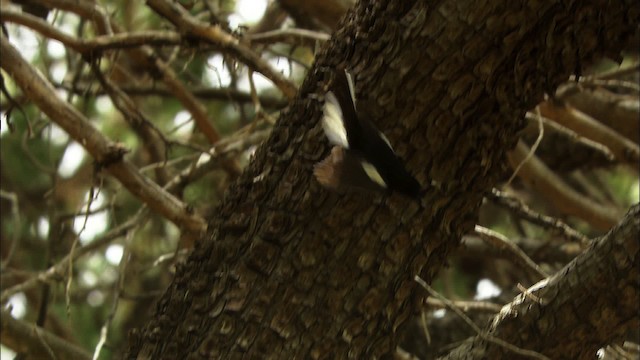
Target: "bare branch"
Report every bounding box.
[0,34,207,235]
[146,0,298,99]
[1,309,91,360]
[52,83,287,108]
[247,28,330,45]
[474,225,549,279]
[424,298,503,314]
[0,214,140,303]
[443,204,640,359]
[507,140,622,230]
[0,190,22,270]
[488,189,590,244]
[539,101,640,169]
[1,8,181,52]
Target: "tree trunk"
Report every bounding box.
[125,0,638,358]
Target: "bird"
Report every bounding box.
[314,68,422,198]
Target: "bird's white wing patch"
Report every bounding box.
[361,161,387,188]
[322,91,349,148]
[378,130,393,150]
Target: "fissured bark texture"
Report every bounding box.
[441,205,640,359]
[126,1,638,358]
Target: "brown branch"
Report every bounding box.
[474,225,549,279]
[507,140,622,230]
[557,82,640,144]
[488,189,590,244]
[425,298,503,314]
[0,309,91,360]
[247,28,331,46]
[0,214,139,303]
[279,0,350,31]
[0,7,225,147]
[145,0,298,99]
[53,83,287,109]
[442,204,640,359]
[138,45,226,145]
[416,276,550,360]
[0,34,207,235]
[88,61,171,184]
[23,0,113,35]
[539,100,640,170]
[460,235,581,267]
[522,112,617,170]
[592,63,640,80]
[1,8,182,52]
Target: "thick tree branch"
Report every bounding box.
[441,204,639,359]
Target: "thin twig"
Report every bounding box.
[1,34,207,235]
[162,128,271,192]
[506,105,544,186]
[425,297,503,313]
[474,225,549,279]
[66,184,100,315]
[54,82,287,108]
[420,310,432,345]
[92,226,135,360]
[529,112,615,162]
[146,0,298,99]
[0,212,143,303]
[0,309,91,360]
[34,326,58,360]
[506,140,622,230]
[488,189,590,244]
[0,190,22,270]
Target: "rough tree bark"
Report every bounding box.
[440,204,640,359]
[125,0,638,358]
